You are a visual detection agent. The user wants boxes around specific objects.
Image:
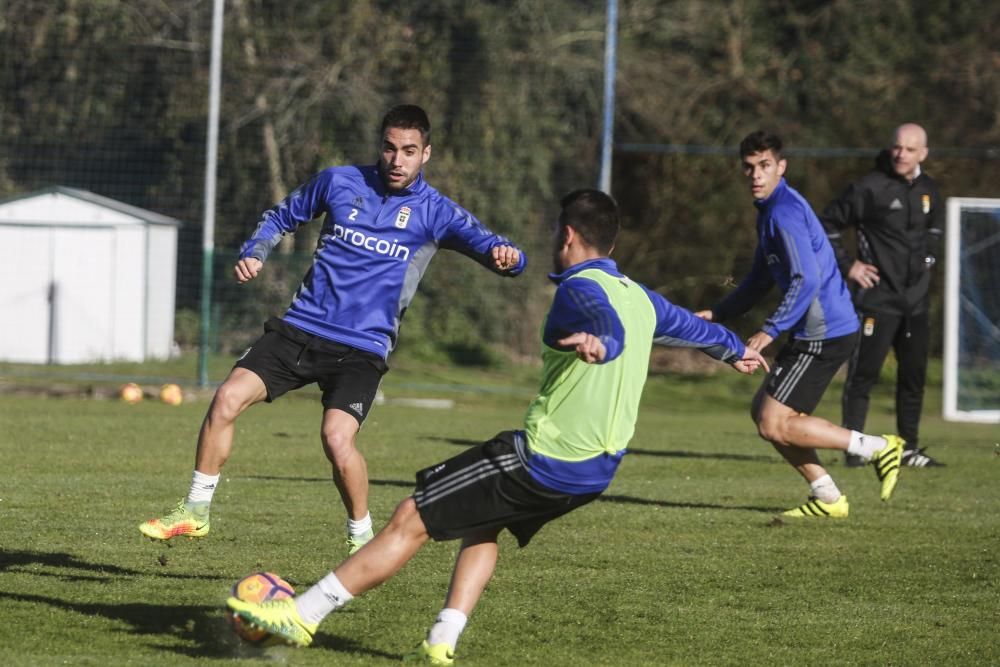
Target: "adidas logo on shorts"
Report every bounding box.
[349,402,364,415]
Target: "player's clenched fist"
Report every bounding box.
[234,257,263,283]
[491,245,520,271]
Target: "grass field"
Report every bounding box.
[1,356,998,666]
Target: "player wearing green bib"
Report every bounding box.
[226,189,768,664]
[526,268,656,462]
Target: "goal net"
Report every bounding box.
[943,197,1000,423]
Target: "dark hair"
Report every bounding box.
[558,189,619,254]
[380,104,431,144]
[739,130,783,160]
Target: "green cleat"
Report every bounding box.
[226,596,317,647]
[782,494,849,518]
[403,640,455,666]
[139,500,209,540]
[347,528,374,555]
[872,435,905,501]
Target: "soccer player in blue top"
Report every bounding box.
[696,130,905,518]
[140,105,526,551]
[225,189,769,664]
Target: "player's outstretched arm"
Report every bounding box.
[731,346,769,375]
[234,257,263,283]
[433,201,526,276]
[556,332,606,364]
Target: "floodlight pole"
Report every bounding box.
[198,0,224,388]
[598,0,619,194]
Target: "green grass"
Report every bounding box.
[1,358,998,666]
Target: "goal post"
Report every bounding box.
[943,197,1000,423]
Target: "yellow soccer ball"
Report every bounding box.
[159,383,183,406]
[119,382,143,404]
[226,572,296,644]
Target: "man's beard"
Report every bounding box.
[379,162,413,191]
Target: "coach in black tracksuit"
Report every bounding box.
[821,123,944,468]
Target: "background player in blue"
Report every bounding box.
[696,130,905,518]
[140,105,526,551]
[225,189,769,663]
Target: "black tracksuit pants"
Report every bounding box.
[842,311,928,448]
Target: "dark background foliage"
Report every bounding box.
[2,0,998,361]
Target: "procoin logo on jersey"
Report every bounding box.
[330,224,410,261]
[921,194,930,214]
[394,206,411,229]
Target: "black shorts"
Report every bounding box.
[413,431,600,547]
[764,331,858,414]
[235,317,388,424]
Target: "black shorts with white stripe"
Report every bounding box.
[764,331,859,414]
[235,317,387,423]
[413,430,600,547]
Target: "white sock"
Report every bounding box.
[185,471,219,505]
[295,572,354,625]
[427,608,468,650]
[809,474,841,504]
[347,512,373,537]
[846,432,886,461]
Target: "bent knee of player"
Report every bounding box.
[387,497,429,541]
[757,420,781,442]
[392,497,419,522]
[320,410,359,464]
[209,383,255,423]
[755,408,791,444]
[321,425,358,461]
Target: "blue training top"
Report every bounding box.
[239,165,526,359]
[713,179,858,341]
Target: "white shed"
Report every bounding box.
[0,186,182,364]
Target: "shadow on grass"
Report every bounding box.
[599,493,782,514]
[243,476,782,514]
[626,447,776,463]
[245,474,414,489]
[0,590,398,661]
[0,549,138,574]
[425,436,778,463]
[0,548,225,582]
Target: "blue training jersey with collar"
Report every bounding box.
[523,257,747,494]
[239,165,526,359]
[713,179,858,341]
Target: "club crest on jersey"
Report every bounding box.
[394,206,411,229]
[921,194,930,214]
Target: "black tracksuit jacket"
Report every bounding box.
[820,150,943,316]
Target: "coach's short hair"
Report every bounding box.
[739,130,783,160]
[380,105,431,144]
[559,189,619,254]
